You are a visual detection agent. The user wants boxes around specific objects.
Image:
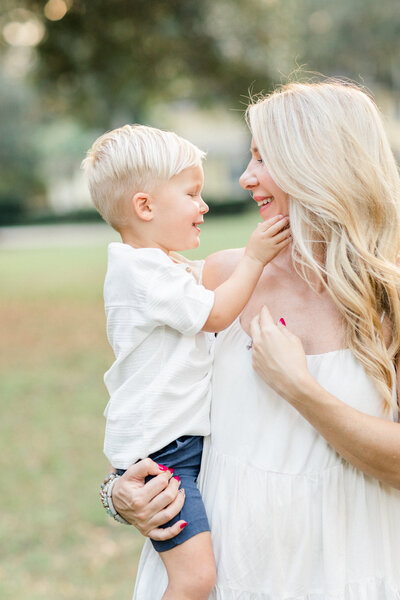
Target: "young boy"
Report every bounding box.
[82,124,290,599]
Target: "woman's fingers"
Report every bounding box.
[258,305,290,333]
[259,304,275,326]
[146,474,182,515]
[249,314,259,343]
[124,457,166,482]
[255,304,276,338]
[109,458,187,540]
[250,305,310,399]
[250,312,264,346]
[146,488,186,534]
[147,512,187,541]
[112,459,175,522]
[144,486,186,540]
[140,470,175,503]
[113,466,185,540]
[251,306,290,346]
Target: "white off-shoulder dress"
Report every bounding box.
[133,318,400,599]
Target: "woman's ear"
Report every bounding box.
[132,192,154,221]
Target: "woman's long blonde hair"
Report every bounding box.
[248,80,400,412]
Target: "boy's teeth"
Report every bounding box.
[257,198,272,207]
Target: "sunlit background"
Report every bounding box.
[1,0,399,228]
[0,1,399,598]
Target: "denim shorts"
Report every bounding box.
[117,435,210,552]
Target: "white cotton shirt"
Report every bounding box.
[103,243,215,469]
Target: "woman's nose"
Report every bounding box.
[239,166,257,190]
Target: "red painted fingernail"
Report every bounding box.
[180,521,188,529]
[174,475,180,482]
[158,464,168,471]
[167,467,174,474]
[279,318,286,326]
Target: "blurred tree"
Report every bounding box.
[2,0,400,129]
[0,72,45,223]
[295,0,400,89]
[15,0,288,128]
[1,0,399,222]
[0,0,292,220]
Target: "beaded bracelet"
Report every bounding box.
[100,472,131,525]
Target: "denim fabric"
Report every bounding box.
[117,435,210,552]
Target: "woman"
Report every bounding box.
[111,80,400,598]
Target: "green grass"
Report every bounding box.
[0,210,258,600]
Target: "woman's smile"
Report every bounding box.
[240,140,289,220]
[254,195,274,217]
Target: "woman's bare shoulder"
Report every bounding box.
[202,248,245,290]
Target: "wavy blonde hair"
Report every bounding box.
[247,80,400,412]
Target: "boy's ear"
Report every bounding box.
[132,192,154,221]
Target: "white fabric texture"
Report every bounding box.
[133,317,400,599]
[103,243,215,469]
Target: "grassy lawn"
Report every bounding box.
[0,210,258,600]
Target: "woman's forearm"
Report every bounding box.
[251,306,400,489]
[290,375,400,488]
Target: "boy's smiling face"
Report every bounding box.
[150,165,209,253]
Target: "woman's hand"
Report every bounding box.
[250,305,312,400]
[112,458,186,540]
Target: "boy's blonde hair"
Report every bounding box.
[82,124,206,229]
[247,80,400,412]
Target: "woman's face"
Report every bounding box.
[239,139,289,220]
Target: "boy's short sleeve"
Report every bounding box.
[144,255,215,336]
[105,245,215,336]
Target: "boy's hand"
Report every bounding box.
[245,215,291,266]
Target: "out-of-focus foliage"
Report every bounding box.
[16,0,286,127]
[0,74,44,221]
[4,0,399,129]
[296,0,400,89]
[0,0,399,222]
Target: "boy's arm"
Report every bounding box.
[202,215,290,332]
[202,248,245,290]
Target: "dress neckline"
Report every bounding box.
[235,316,350,358]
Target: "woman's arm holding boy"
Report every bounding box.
[111,459,186,539]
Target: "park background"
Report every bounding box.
[1,1,400,598]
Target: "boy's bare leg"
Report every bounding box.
[160,531,216,600]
